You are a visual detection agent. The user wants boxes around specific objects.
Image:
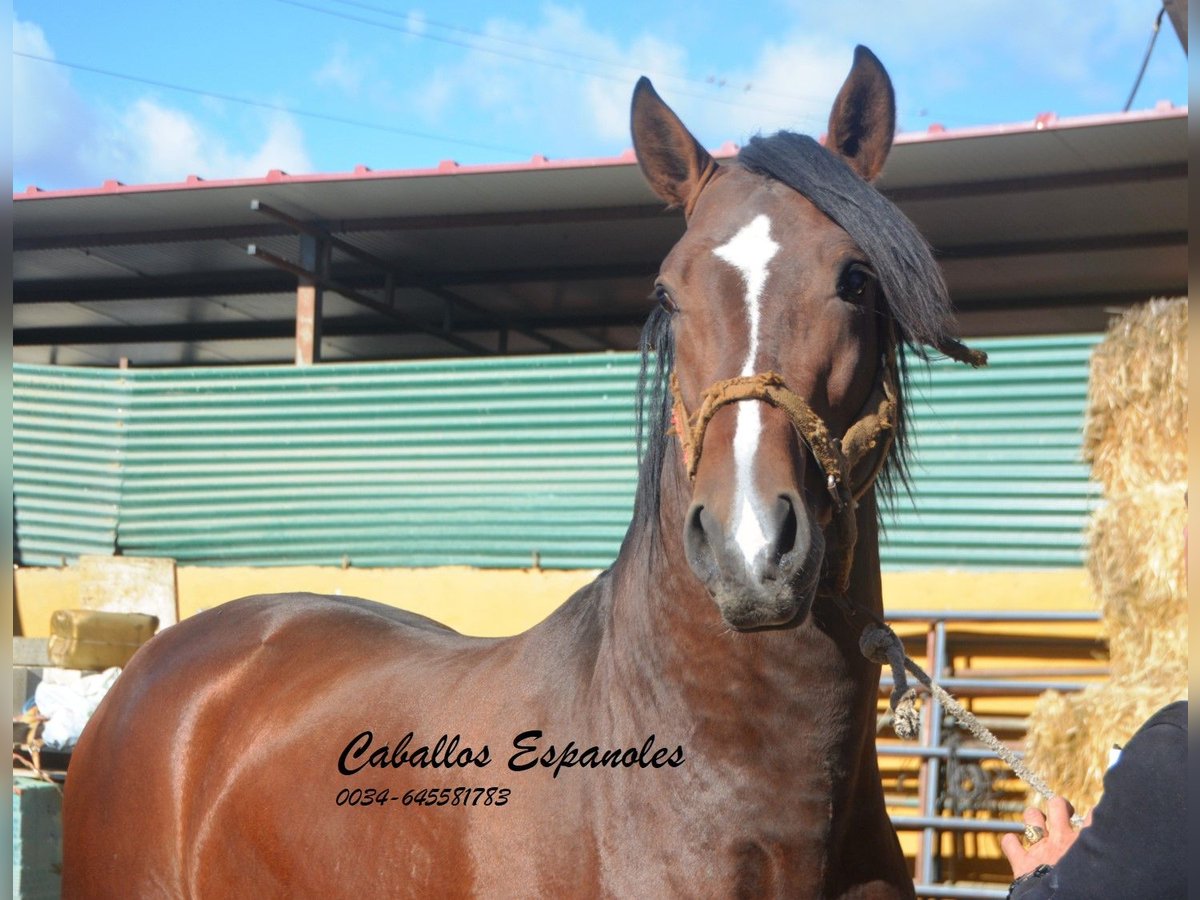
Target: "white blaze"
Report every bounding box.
[714,214,780,570]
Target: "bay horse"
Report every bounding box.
[63,46,982,898]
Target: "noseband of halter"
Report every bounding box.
[668,346,898,597]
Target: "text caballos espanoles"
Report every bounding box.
[339,730,685,779]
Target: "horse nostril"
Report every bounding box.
[685,503,707,548]
[684,503,718,580]
[771,495,800,563]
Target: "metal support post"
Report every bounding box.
[916,621,947,885]
[295,234,327,365]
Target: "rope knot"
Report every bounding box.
[859,621,922,741]
[858,621,898,665]
[891,687,920,741]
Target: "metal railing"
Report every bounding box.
[877,610,1105,900]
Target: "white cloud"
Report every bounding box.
[403,6,866,159]
[14,16,314,189]
[678,37,854,141]
[406,6,693,153]
[314,40,366,97]
[241,115,313,176]
[13,19,97,187]
[394,1,1184,169]
[406,10,428,38]
[96,100,314,184]
[584,33,690,142]
[770,1,1183,120]
[405,6,648,141]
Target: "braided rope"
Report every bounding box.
[847,600,1080,821]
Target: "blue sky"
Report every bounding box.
[13,1,1188,191]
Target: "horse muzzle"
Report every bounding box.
[670,362,900,618]
[683,491,825,630]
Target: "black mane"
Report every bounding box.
[633,131,969,537]
[633,303,675,532]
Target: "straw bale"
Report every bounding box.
[1085,483,1187,675]
[1083,298,1187,494]
[1021,299,1188,820]
[1087,412,1188,493]
[1023,669,1188,815]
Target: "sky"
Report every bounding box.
[12,1,1189,192]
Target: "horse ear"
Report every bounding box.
[825,46,895,182]
[631,77,718,212]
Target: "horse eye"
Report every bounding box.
[655,284,678,313]
[837,265,874,302]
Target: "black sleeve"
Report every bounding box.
[1007,701,1187,900]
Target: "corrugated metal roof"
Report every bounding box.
[13,333,1100,570]
[13,105,1183,366]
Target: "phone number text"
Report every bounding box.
[335,786,511,808]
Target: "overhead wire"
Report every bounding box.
[314,0,839,108]
[269,0,833,124]
[18,7,952,169]
[13,50,530,157]
[1123,4,1167,112]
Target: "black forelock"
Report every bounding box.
[736,131,959,356]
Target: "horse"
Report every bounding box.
[63,46,983,898]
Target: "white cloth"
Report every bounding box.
[34,667,121,749]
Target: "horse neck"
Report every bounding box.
[603,441,885,744]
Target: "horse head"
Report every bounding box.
[631,46,981,631]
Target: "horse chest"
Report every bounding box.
[596,826,830,899]
[561,760,830,896]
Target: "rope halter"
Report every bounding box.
[668,343,899,598]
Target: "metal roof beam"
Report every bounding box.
[18,320,303,344]
[950,286,1184,312]
[14,262,659,303]
[250,199,572,354]
[14,270,293,303]
[14,223,291,252]
[936,230,1186,260]
[16,230,1183,306]
[14,204,673,252]
[246,244,494,356]
[883,162,1186,203]
[14,312,652,346]
[323,203,674,236]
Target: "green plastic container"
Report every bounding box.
[12,775,62,900]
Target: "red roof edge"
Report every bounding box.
[14,103,1186,202]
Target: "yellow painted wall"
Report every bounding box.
[13,562,1094,637]
[14,566,82,636]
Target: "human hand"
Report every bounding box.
[1000,797,1089,879]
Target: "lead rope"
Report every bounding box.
[835,595,1083,824]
